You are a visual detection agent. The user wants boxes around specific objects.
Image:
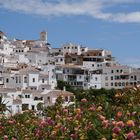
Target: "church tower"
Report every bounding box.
[40,31,47,42]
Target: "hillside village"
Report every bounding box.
[0,30,140,116]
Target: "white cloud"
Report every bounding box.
[0,0,140,23]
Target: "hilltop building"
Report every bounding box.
[0,30,140,116]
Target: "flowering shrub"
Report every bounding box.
[0,88,140,139]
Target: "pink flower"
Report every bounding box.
[102,120,109,128]
[81,98,87,102]
[8,119,16,124]
[35,128,41,137]
[132,111,137,116]
[63,108,68,113]
[99,115,106,121]
[116,121,125,128]
[4,135,8,140]
[70,134,77,139]
[88,106,96,111]
[116,111,123,118]
[126,132,135,140]
[39,120,47,128]
[113,127,121,135]
[47,117,54,125]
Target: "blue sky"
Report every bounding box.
[0,0,140,67]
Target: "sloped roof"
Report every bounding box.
[43,90,74,97]
[19,66,40,74]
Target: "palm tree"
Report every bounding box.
[0,95,11,115]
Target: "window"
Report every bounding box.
[33,78,35,82]
[24,77,27,83]
[19,76,21,83]
[47,96,50,100]
[111,70,114,73]
[122,82,125,86]
[60,58,63,61]
[105,76,108,80]
[25,95,30,98]
[111,83,113,86]
[65,96,68,102]
[42,79,45,83]
[105,83,108,86]
[6,78,9,83]
[116,70,119,73]
[95,77,98,81]
[32,105,35,110]
[92,64,94,67]
[72,58,76,61]
[16,77,18,83]
[111,76,113,80]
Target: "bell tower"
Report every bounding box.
[40,31,47,42]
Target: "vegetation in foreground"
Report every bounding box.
[0,86,140,139]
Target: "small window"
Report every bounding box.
[95,77,98,81]
[116,70,119,73]
[72,58,76,61]
[111,70,114,73]
[105,83,108,86]
[111,83,113,86]
[6,78,9,83]
[111,76,113,80]
[16,77,18,83]
[60,58,63,61]
[105,76,108,80]
[24,77,27,83]
[33,78,35,82]
[32,105,35,110]
[25,95,30,98]
[42,79,45,83]
[65,96,68,102]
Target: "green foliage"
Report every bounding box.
[1,87,140,139]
